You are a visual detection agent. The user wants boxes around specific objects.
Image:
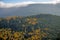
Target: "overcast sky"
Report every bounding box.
[0,0,60,8]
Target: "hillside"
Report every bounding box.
[0,14,60,40]
[0,4,60,17]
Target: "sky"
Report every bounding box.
[0,0,55,3]
[0,0,60,8]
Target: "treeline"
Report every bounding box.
[0,14,60,40]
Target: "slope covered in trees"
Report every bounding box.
[0,14,60,40]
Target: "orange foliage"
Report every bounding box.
[44,28,48,30]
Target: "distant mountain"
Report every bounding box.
[0,3,60,17]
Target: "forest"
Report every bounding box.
[0,14,60,40]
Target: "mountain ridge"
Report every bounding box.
[0,4,60,17]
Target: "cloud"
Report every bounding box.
[0,0,60,8]
[0,1,36,8]
[51,0,60,3]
